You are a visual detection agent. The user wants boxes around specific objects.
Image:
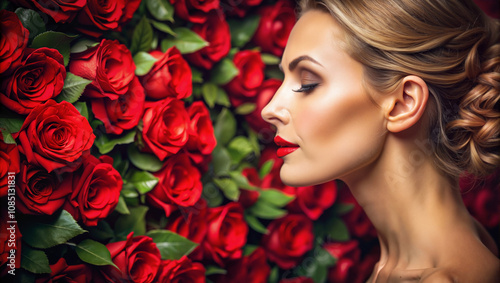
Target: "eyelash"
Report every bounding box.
[293,83,319,93]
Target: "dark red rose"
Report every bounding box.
[211,247,270,283]
[185,13,231,69]
[0,138,20,198]
[11,0,86,23]
[262,214,314,269]
[225,50,265,106]
[0,10,29,75]
[245,78,281,133]
[155,256,205,283]
[252,0,295,57]
[69,39,135,100]
[63,155,122,226]
[0,209,22,274]
[102,233,161,283]
[141,98,190,161]
[324,240,361,283]
[76,0,141,37]
[140,48,192,100]
[221,0,263,17]
[12,100,95,173]
[280,277,314,283]
[147,153,203,217]
[461,171,500,228]
[338,185,377,239]
[165,199,208,244]
[287,181,337,220]
[16,162,70,215]
[1,48,66,115]
[184,101,216,165]
[35,258,92,283]
[169,0,219,23]
[92,77,145,135]
[202,202,248,266]
[237,168,260,208]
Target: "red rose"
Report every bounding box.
[287,181,337,220]
[221,0,263,17]
[185,13,231,69]
[0,209,21,274]
[245,78,281,133]
[10,0,86,23]
[237,168,261,208]
[211,247,270,283]
[280,277,314,283]
[76,0,141,37]
[141,48,192,100]
[202,202,248,266]
[169,0,220,23]
[184,101,217,165]
[12,100,95,173]
[165,199,208,245]
[103,233,161,283]
[155,256,205,283]
[63,155,122,226]
[35,258,92,283]
[259,146,296,195]
[461,171,500,228]
[91,77,145,135]
[324,240,361,283]
[147,154,203,217]
[338,185,377,239]
[1,48,66,115]
[262,214,314,269]
[0,10,29,75]
[69,39,135,100]
[141,98,190,161]
[225,50,265,106]
[0,139,20,198]
[252,0,296,57]
[16,162,70,215]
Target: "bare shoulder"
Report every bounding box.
[419,261,500,283]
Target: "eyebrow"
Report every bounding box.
[279,55,323,72]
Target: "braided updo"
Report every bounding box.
[300,0,500,177]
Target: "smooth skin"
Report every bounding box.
[262,10,500,282]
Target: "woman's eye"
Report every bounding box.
[293,83,319,93]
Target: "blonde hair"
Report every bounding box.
[300,0,500,177]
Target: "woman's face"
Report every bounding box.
[261,10,388,186]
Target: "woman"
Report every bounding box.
[261,0,500,281]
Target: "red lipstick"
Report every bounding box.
[274,136,299,157]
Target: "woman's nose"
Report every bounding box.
[261,86,290,126]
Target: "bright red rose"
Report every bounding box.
[324,240,361,283]
[0,138,20,198]
[155,256,205,283]
[0,209,21,274]
[1,48,66,115]
[91,77,145,135]
[338,185,377,239]
[35,258,92,283]
[287,181,337,220]
[245,78,281,133]
[221,0,263,17]
[141,48,192,100]
[185,13,231,69]
[202,202,248,266]
[225,50,265,105]
[141,98,190,161]
[76,0,141,37]
[165,199,208,244]
[62,155,122,226]
[461,171,500,228]
[69,39,135,100]
[169,0,219,23]
[262,214,314,269]
[0,10,29,75]
[12,100,95,173]
[10,0,86,23]
[184,101,217,165]
[212,247,270,283]
[102,233,161,283]
[16,162,70,215]
[147,154,203,217]
[252,0,295,57]
[280,277,314,283]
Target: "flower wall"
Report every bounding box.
[0,0,498,282]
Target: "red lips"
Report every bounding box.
[274,136,299,157]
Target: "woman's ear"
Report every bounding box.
[384,76,429,133]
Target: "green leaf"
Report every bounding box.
[88,221,115,242]
[127,145,164,172]
[229,171,258,190]
[259,189,295,207]
[248,200,287,220]
[325,217,350,241]
[243,244,259,256]
[228,14,261,48]
[76,239,118,268]
[146,0,174,22]
[261,53,281,65]
[332,203,355,216]
[115,196,130,214]
[202,83,218,108]
[94,130,136,155]
[71,38,99,54]
[215,88,231,107]
[133,51,158,76]
[265,66,284,81]
[56,72,92,104]
[73,101,89,121]
[298,261,328,283]
[128,170,159,194]
[31,31,77,66]
[210,58,239,85]
[213,178,240,201]
[21,245,51,274]
[15,7,46,40]
[115,206,149,237]
[214,108,236,146]
[235,103,256,115]
[205,266,227,276]
[191,67,203,83]
[212,146,231,177]
[0,117,24,139]
[259,159,274,179]
[202,183,223,208]
[131,16,154,55]
[20,210,86,249]
[150,20,176,36]
[314,247,337,267]
[269,266,280,283]
[147,230,199,260]
[244,213,268,234]
[227,136,253,164]
[161,27,208,54]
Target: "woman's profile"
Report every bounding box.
[261,0,500,281]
